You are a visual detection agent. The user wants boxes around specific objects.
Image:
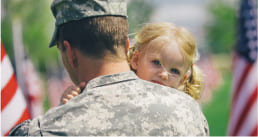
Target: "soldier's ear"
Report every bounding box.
[63,40,78,68]
[126,36,130,53]
[130,50,140,70]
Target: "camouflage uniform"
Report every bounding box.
[10,71,209,136]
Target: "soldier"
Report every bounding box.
[9,0,209,136]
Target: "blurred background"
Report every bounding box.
[1,0,257,136]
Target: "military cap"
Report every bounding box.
[49,0,127,47]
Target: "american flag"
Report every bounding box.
[1,42,31,136]
[21,57,43,118]
[227,0,257,136]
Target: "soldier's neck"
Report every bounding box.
[77,57,131,85]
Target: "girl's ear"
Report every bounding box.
[130,50,140,70]
[179,69,191,86]
[179,75,187,86]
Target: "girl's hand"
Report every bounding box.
[60,82,86,104]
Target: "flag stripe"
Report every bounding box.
[1,42,31,135]
[1,42,6,62]
[3,108,31,136]
[1,74,18,111]
[228,61,258,136]
[233,55,246,86]
[233,86,257,135]
[227,57,246,133]
[233,61,257,115]
[233,61,257,113]
[250,125,258,136]
[232,62,252,104]
[238,99,257,135]
[228,59,257,134]
[1,56,14,89]
[1,88,28,135]
[20,57,44,117]
[231,56,246,93]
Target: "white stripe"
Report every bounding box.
[229,61,258,135]
[238,99,258,135]
[1,88,27,135]
[1,55,14,90]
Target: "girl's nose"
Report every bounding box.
[159,71,169,81]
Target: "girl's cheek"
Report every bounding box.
[166,79,180,89]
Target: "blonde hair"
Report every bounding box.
[128,22,203,100]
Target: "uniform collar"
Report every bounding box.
[84,71,138,90]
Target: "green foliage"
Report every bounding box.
[127,0,154,39]
[205,0,238,53]
[1,0,59,73]
[43,82,51,112]
[1,17,14,62]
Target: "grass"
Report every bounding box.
[202,72,232,136]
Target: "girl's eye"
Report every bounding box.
[170,68,180,75]
[152,60,161,66]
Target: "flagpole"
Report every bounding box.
[12,19,26,95]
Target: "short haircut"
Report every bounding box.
[57,16,128,59]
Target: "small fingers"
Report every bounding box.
[61,91,78,105]
[79,82,86,91]
[66,94,74,100]
[62,98,68,104]
[71,91,79,96]
[75,87,81,94]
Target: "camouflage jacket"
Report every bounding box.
[9,71,209,136]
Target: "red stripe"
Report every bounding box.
[250,125,258,136]
[1,42,6,62]
[233,86,258,136]
[1,74,18,111]
[4,107,31,136]
[232,62,252,106]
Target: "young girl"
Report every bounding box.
[61,22,203,104]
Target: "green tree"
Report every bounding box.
[205,0,238,53]
[127,0,154,40]
[1,0,59,73]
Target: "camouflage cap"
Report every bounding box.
[49,0,127,47]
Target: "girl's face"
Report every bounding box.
[131,38,188,89]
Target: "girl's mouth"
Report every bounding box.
[152,80,165,86]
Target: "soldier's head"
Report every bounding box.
[50,0,129,84]
[50,0,128,59]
